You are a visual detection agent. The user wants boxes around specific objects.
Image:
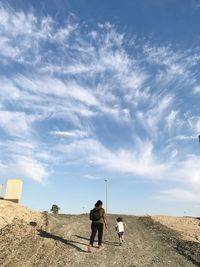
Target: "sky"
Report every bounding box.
[0,0,200,216]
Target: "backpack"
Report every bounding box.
[89,208,101,221]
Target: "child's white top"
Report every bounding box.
[116,221,124,233]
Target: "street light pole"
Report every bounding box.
[104,179,108,213]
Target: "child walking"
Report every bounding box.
[115,217,127,246]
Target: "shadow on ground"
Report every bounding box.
[38,230,87,253]
[74,235,119,246]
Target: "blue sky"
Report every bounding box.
[0,0,200,216]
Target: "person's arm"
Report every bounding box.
[103,213,108,229]
[124,223,127,228]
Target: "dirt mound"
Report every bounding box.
[1,207,200,267]
[0,200,44,229]
[141,216,200,266]
[152,216,200,242]
[0,219,58,267]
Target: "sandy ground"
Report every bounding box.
[152,215,200,243]
[0,201,200,267]
[0,200,44,229]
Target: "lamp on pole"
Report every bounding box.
[104,179,108,213]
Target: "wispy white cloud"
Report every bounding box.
[0,77,21,100]
[0,137,54,182]
[0,110,33,137]
[156,188,200,203]
[165,110,178,132]
[193,86,200,94]
[169,149,178,159]
[188,116,200,134]
[170,135,197,141]
[14,75,100,107]
[51,130,89,138]
[83,174,99,180]
[52,21,77,42]
[53,135,200,195]
[0,156,48,183]
[137,94,174,138]
[143,43,200,91]
[0,4,77,64]
[54,138,169,178]
[173,155,200,188]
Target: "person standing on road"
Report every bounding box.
[87,200,107,253]
[115,217,127,246]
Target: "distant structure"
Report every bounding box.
[4,179,23,203]
[0,183,2,198]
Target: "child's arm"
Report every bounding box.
[124,223,127,228]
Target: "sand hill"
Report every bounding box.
[152,215,200,243]
[0,200,44,230]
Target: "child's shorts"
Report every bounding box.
[118,231,124,238]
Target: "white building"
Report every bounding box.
[4,179,23,203]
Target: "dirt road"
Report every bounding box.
[0,214,200,267]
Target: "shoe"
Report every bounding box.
[98,245,104,251]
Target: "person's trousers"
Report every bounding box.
[89,222,104,246]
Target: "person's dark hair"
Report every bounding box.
[95,200,103,208]
[116,217,123,222]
